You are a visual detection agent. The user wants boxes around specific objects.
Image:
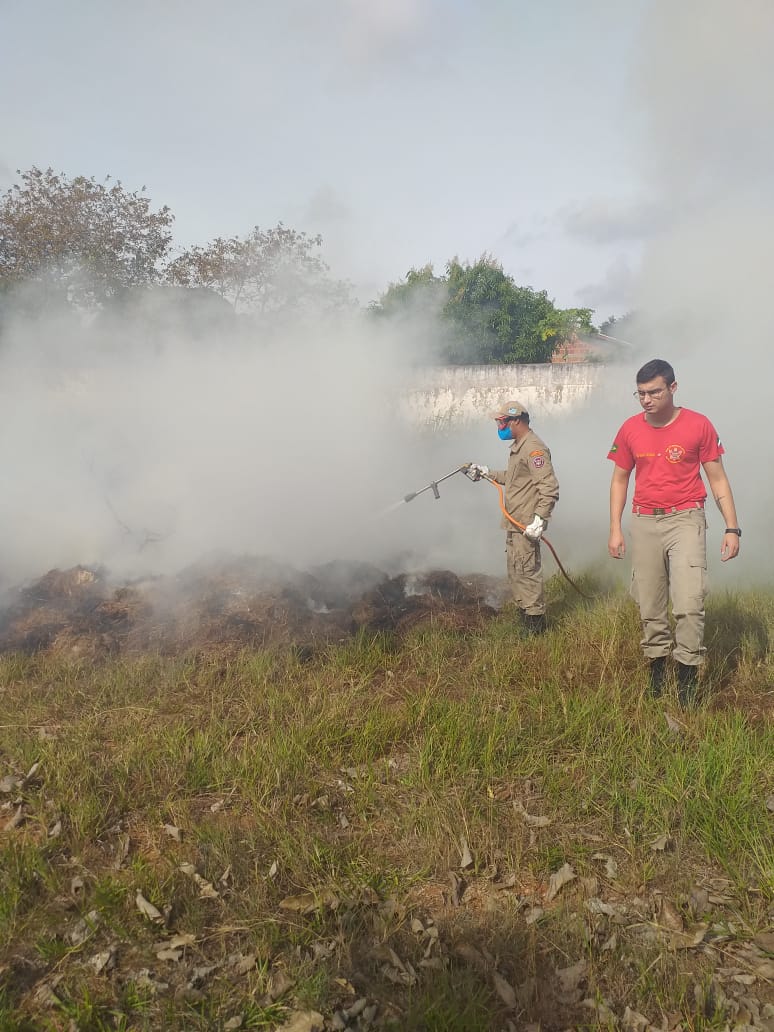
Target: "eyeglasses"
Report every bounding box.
[633,388,668,400]
[495,417,514,427]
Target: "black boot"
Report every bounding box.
[648,656,668,698]
[523,613,547,636]
[676,663,699,708]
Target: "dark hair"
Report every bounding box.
[636,359,675,385]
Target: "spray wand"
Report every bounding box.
[402,463,591,599]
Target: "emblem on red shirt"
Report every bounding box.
[666,444,685,463]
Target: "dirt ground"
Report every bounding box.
[0,560,507,659]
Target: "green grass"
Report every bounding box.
[0,585,772,1028]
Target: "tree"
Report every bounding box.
[0,167,174,308]
[165,224,351,315]
[373,255,594,364]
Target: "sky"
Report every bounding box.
[0,0,772,590]
[1,0,649,316]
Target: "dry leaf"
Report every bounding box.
[224,1018,244,1031]
[654,895,684,931]
[187,964,217,988]
[155,947,183,962]
[279,889,338,914]
[556,959,587,994]
[454,942,489,972]
[33,981,61,1008]
[649,833,673,852]
[163,824,183,842]
[266,968,295,1000]
[157,933,196,950]
[47,819,62,839]
[492,972,517,1009]
[268,860,278,879]
[592,852,618,879]
[622,1007,651,1031]
[195,878,219,899]
[513,800,551,827]
[524,906,543,925]
[230,952,257,976]
[765,794,774,813]
[753,930,774,953]
[5,805,24,830]
[545,863,576,902]
[582,998,616,1022]
[670,922,709,949]
[113,834,130,870]
[586,897,617,917]
[459,836,473,869]
[68,909,100,946]
[135,890,164,924]
[664,713,684,734]
[448,870,463,906]
[89,947,116,974]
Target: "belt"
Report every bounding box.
[633,501,704,516]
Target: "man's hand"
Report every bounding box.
[608,530,626,558]
[467,463,490,481]
[721,532,740,562]
[524,515,546,541]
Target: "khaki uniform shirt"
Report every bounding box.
[491,429,559,530]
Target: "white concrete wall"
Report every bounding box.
[402,362,605,426]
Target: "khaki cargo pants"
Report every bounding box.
[629,508,707,666]
[506,531,545,616]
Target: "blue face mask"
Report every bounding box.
[497,426,513,440]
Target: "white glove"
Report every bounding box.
[468,463,490,481]
[524,515,547,541]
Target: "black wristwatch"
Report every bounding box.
[724,528,742,537]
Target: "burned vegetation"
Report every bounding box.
[0,559,506,659]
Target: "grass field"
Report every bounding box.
[1,578,772,1031]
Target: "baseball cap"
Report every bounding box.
[489,399,527,420]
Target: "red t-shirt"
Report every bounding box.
[607,407,724,509]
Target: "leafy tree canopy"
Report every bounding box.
[373,255,594,364]
[165,224,352,316]
[0,167,174,308]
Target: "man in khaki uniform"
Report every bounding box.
[469,399,559,634]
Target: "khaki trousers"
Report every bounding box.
[506,531,545,615]
[629,508,707,666]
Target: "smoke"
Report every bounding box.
[2,0,771,595]
[615,0,774,584]
[0,286,514,590]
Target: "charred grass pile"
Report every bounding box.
[0,572,773,1031]
[0,560,504,660]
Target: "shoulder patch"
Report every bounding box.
[609,443,618,453]
[531,455,545,469]
[529,449,544,457]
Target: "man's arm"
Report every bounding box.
[608,465,632,558]
[702,458,740,561]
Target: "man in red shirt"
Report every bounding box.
[607,359,741,705]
